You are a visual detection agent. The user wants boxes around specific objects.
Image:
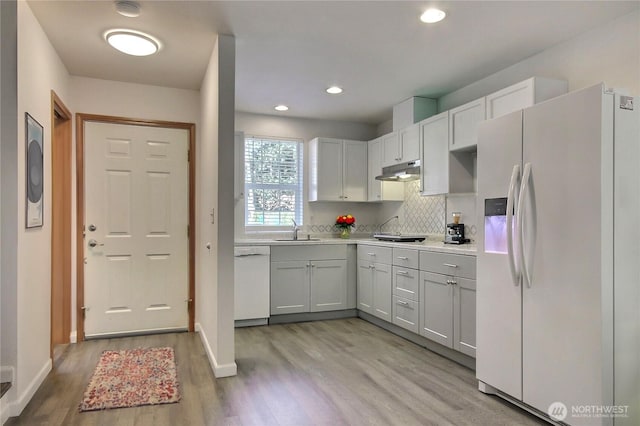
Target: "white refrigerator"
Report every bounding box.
[476,83,639,426]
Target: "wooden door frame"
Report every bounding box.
[50,91,72,356]
[75,113,196,340]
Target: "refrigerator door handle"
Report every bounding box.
[506,164,520,286]
[517,162,532,288]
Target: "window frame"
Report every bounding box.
[243,134,304,232]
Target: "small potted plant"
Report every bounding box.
[335,214,356,239]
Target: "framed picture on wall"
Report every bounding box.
[25,112,44,228]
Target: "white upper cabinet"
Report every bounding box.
[382,132,400,167]
[486,77,567,120]
[381,122,421,167]
[420,111,449,196]
[343,140,368,201]
[368,137,404,202]
[449,97,486,152]
[399,122,420,161]
[309,137,367,202]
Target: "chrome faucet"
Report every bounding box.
[378,215,399,234]
[291,219,300,240]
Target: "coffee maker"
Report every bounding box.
[445,223,470,244]
[444,212,469,244]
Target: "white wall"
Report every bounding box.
[71,77,200,123]
[9,0,72,418]
[234,112,378,238]
[196,35,237,377]
[439,9,640,111]
[0,1,18,423]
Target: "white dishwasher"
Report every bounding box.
[234,245,270,326]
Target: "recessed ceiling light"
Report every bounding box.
[420,8,446,24]
[115,1,141,18]
[326,86,343,95]
[274,105,289,111]
[104,29,161,56]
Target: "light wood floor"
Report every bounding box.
[7,318,545,425]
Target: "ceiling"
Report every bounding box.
[28,1,639,124]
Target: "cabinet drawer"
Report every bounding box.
[357,245,392,264]
[392,296,419,334]
[392,266,419,301]
[271,245,347,262]
[392,248,419,269]
[419,252,476,279]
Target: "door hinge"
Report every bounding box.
[187,149,190,162]
[187,225,190,237]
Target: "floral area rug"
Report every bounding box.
[79,347,181,412]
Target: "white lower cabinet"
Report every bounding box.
[419,252,477,358]
[356,244,476,358]
[271,245,348,316]
[271,261,310,315]
[310,260,348,312]
[392,248,420,333]
[357,245,392,321]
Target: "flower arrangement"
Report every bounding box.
[336,214,355,238]
[335,214,356,229]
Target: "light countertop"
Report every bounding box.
[235,237,476,256]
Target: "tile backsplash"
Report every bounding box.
[399,181,446,235]
[384,181,477,240]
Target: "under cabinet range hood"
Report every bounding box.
[375,160,421,181]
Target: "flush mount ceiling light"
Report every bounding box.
[104,29,161,56]
[420,8,446,24]
[326,86,343,95]
[274,105,289,111]
[115,1,141,18]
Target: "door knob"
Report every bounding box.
[88,224,97,232]
[88,239,104,248]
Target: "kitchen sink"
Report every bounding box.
[274,238,321,242]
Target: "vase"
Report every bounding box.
[340,228,351,239]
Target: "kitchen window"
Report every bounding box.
[244,135,303,230]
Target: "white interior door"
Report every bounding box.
[84,121,189,338]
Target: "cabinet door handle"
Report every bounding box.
[343,196,348,199]
[443,263,458,268]
[397,271,409,276]
[397,256,409,260]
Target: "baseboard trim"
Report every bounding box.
[194,323,237,378]
[6,358,52,419]
[69,330,77,344]
[0,367,14,384]
[269,309,357,325]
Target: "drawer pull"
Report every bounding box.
[397,271,409,276]
[397,256,409,260]
[443,263,458,268]
[367,253,376,256]
[446,279,457,285]
[397,300,410,306]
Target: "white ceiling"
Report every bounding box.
[28,1,639,124]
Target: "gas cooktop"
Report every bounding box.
[372,234,426,242]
